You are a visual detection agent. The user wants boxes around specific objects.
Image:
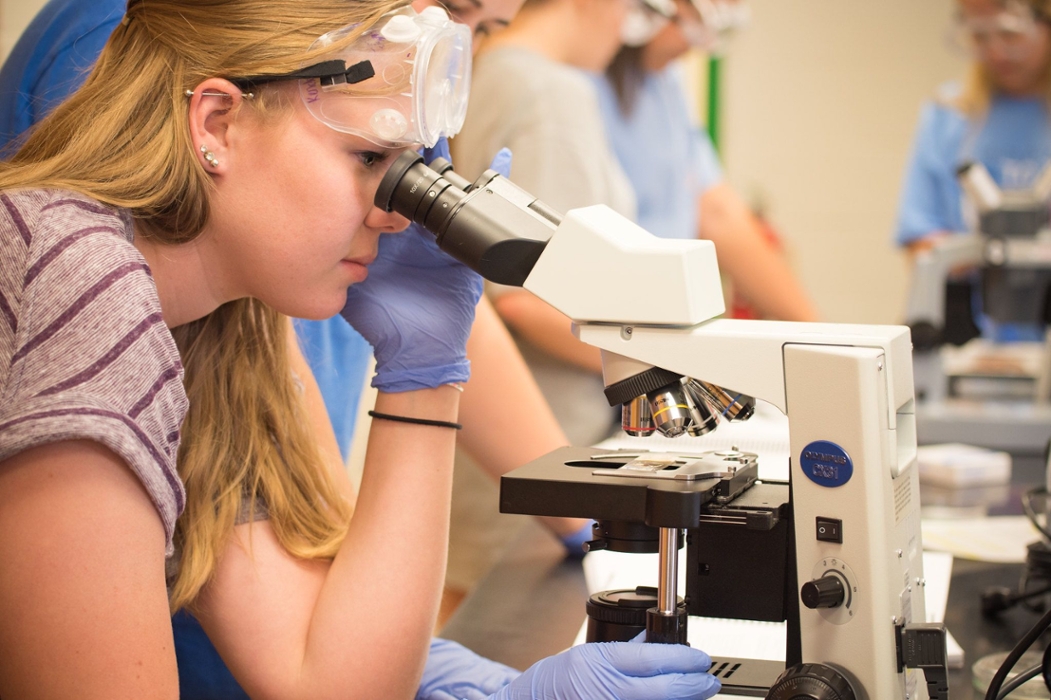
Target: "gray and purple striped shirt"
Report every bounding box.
[0,188,187,555]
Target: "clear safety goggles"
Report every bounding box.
[622,0,674,48]
[948,0,1047,59]
[684,0,749,52]
[621,0,749,51]
[231,6,471,148]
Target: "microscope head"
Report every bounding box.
[957,161,1051,238]
[376,150,748,436]
[375,150,725,323]
[956,161,1051,326]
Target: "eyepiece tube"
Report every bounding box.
[374,150,560,287]
[957,161,1002,214]
[426,156,472,192]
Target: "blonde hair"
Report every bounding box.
[0,0,407,610]
[953,0,1051,114]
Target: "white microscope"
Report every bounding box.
[906,162,1051,454]
[376,152,949,700]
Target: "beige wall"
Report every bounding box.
[1,0,48,63]
[718,0,968,324]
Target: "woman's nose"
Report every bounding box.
[365,204,410,233]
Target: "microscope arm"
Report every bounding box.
[576,319,914,422]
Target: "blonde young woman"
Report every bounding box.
[896,0,1051,341]
[0,8,594,695]
[0,1,719,698]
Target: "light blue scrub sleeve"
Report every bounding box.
[894,103,968,247]
[0,0,122,152]
[691,122,724,194]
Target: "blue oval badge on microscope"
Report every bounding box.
[800,441,853,488]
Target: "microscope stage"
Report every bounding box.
[499,446,787,530]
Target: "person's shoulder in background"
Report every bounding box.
[893,81,971,247]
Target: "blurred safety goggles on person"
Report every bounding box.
[621,0,749,52]
[229,6,471,147]
[948,0,1050,61]
[622,0,675,47]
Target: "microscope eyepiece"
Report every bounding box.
[374,150,559,287]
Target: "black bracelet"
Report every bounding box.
[367,410,462,430]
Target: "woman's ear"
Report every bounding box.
[185,78,248,175]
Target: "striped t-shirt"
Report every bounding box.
[0,188,187,555]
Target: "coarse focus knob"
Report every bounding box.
[767,663,856,700]
[801,576,845,610]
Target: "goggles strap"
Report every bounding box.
[229,59,376,90]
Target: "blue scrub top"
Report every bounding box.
[593,65,723,240]
[0,0,122,153]
[896,88,1051,246]
[896,86,1051,341]
[293,317,372,459]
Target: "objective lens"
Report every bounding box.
[647,383,692,438]
[684,386,718,437]
[622,395,655,437]
[688,380,755,422]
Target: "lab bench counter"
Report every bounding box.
[441,520,1040,700]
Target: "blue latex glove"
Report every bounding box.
[486,641,720,700]
[560,521,595,559]
[340,143,484,392]
[488,147,512,179]
[423,139,512,180]
[416,638,521,700]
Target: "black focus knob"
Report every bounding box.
[767,663,856,700]
[801,576,845,610]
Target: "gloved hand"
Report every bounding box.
[423,139,512,180]
[559,521,595,559]
[340,139,485,393]
[416,638,521,700]
[486,641,720,700]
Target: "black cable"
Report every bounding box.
[985,606,1051,700]
[983,582,1051,616]
[995,662,1043,700]
[980,487,1051,616]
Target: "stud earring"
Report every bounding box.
[200,144,219,168]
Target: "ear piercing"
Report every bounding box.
[184,88,255,99]
[200,144,219,168]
